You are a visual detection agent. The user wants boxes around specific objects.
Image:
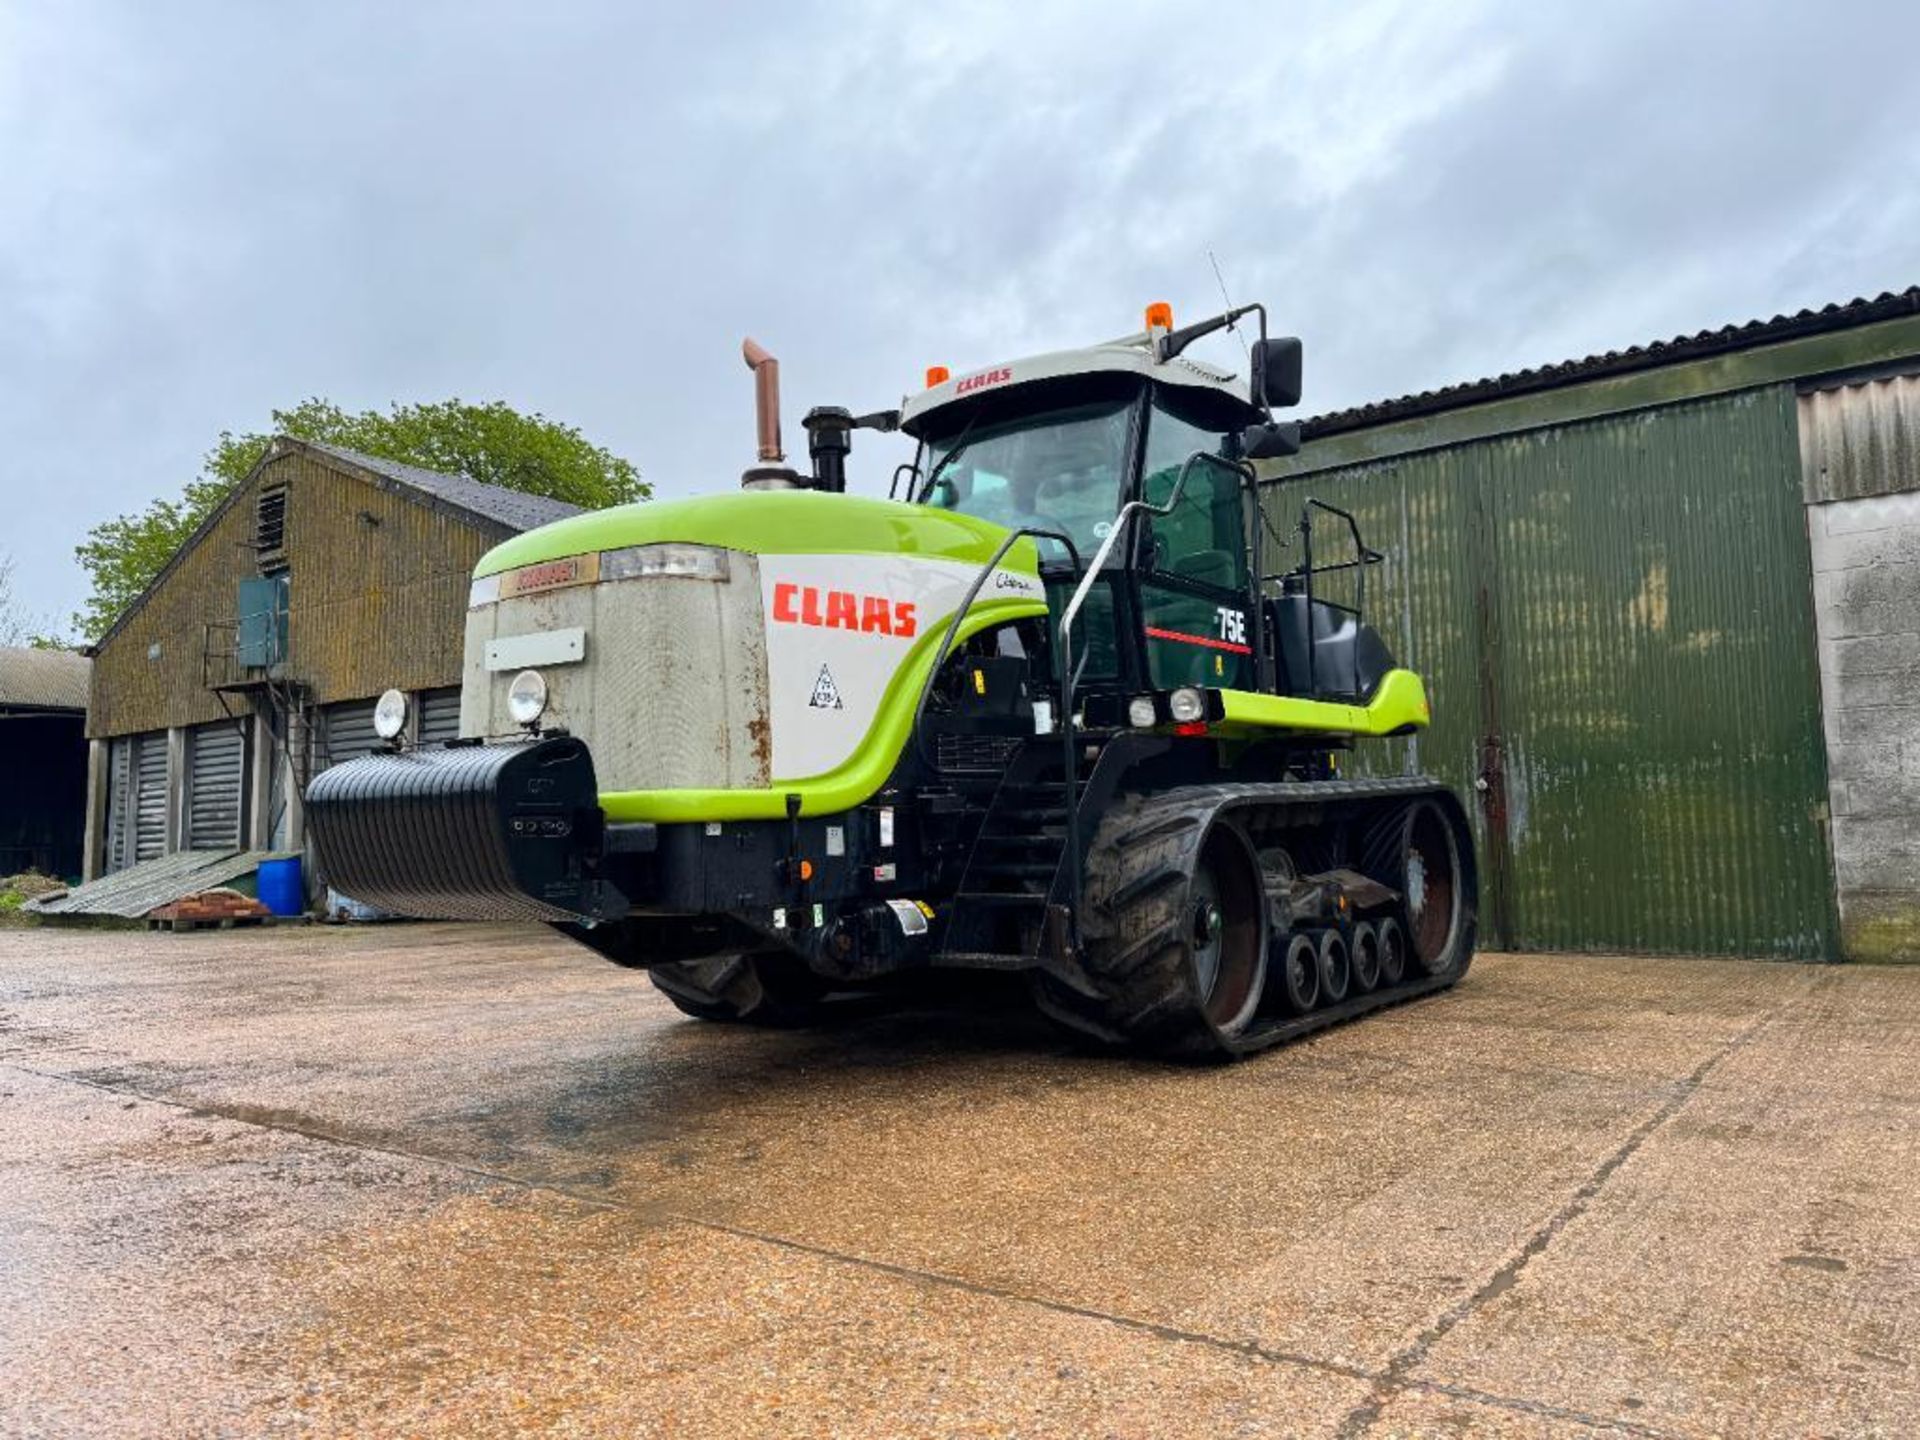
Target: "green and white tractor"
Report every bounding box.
[307,302,1476,1058]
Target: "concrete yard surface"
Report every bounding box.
[2,925,1917,1438]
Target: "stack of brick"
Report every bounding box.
[147,889,273,926]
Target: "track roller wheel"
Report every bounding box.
[648,951,833,1026]
[1275,932,1320,1014]
[1376,916,1407,987]
[1317,930,1352,1005]
[1350,921,1381,993]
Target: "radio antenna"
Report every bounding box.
[1207,248,1250,359]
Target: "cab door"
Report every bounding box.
[1136,449,1256,691]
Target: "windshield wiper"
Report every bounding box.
[917,410,983,503]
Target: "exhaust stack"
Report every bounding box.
[741,338,802,489]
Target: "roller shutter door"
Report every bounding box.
[318,698,381,772]
[104,737,133,873]
[131,731,168,864]
[418,687,462,746]
[186,721,246,851]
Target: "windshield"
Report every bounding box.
[919,399,1131,561]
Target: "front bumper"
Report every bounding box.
[305,735,627,923]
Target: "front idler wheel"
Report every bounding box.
[1188,826,1266,1037]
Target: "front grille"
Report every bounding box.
[935,732,1023,773]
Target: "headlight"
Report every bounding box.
[507,669,548,727]
[1127,696,1158,728]
[1168,687,1205,723]
[373,688,409,740]
[468,573,502,608]
[601,542,729,583]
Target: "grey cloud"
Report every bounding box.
[2,0,1916,625]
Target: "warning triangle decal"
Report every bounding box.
[809,663,844,710]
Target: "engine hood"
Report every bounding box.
[475,489,1041,579]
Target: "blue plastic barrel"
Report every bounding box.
[257,857,304,917]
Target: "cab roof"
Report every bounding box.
[899,328,1261,438]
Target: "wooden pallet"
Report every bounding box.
[146,912,307,933]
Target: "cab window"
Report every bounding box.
[921,399,1132,562]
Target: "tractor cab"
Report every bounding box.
[900,303,1391,708]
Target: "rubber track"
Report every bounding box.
[1037,777,1475,1059]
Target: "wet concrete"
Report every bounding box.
[2,924,1917,1437]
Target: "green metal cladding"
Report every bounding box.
[1271,384,1839,959]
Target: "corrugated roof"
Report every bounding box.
[27,848,296,919]
[1306,287,1920,439]
[0,646,89,712]
[301,441,583,533]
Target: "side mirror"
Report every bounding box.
[1239,420,1302,460]
[1251,336,1304,409]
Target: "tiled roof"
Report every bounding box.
[1306,287,1920,438]
[0,645,89,712]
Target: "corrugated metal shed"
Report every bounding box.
[1308,288,1920,439]
[86,444,582,740]
[1798,369,1920,503]
[1276,387,1838,958]
[0,647,89,712]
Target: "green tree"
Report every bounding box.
[0,553,73,650]
[72,399,645,642]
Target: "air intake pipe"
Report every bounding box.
[803,406,853,494]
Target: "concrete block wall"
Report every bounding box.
[1808,490,1920,961]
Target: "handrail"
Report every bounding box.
[910,525,1083,778]
[906,524,1081,952]
[1294,496,1384,698]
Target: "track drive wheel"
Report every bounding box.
[1367,798,1477,981]
[1037,809,1268,1058]
[648,950,834,1026]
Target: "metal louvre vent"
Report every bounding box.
[935,732,1022,773]
[255,482,288,568]
[418,687,461,746]
[186,722,246,851]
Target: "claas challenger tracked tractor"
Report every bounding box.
[307,302,1476,1058]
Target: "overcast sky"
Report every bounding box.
[3,1,1916,629]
